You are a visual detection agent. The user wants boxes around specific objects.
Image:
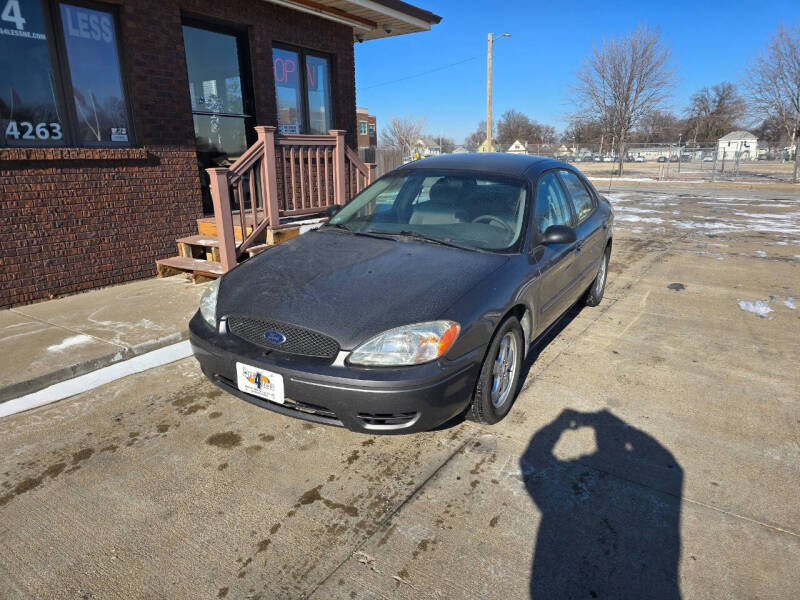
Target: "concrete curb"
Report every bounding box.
[0,331,187,404]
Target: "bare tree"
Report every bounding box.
[495,109,558,152]
[684,83,747,144]
[574,25,674,174]
[465,120,489,151]
[380,116,426,156]
[745,24,800,181]
[628,110,682,144]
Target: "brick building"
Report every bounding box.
[356,106,377,160]
[0,0,440,308]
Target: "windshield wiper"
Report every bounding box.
[368,229,479,252]
[325,223,397,241]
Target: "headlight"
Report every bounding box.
[199,278,221,328]
[348,321,460,366]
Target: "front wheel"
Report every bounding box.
[584,246,610,307]
[467,317,524,425]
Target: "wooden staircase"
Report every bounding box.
[155,125,374,282]
[156,214,327,282]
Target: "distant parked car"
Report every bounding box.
[668,155,678,163]
[191,154,614,433]
[757,154,769,160]
[602,155,614,162]
[593,155,602,162]
[634,156,646,163]
[702,156,714,162]
[657,156,667,163]
[681,154,692,162]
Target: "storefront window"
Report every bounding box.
[59,2,131,144]
[272,45,332,135]
[305,53,331,134]
[273,47,301,135]
[0,0,64,146]
[0,0,132,147]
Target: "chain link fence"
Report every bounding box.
[561,141,796,183]
[364,141,797,183]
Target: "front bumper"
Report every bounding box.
[188,313,483,434]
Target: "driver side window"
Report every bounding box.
[534,172,573,235]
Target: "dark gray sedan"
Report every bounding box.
[189,154,613,433]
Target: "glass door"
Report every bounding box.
[182,20,254,214]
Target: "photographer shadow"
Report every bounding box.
[521,409,683,599]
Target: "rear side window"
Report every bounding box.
[534,172,573,235]
[559,170,595,222]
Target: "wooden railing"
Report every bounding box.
[207,126,375,272]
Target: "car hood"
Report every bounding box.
[217,230,508,349]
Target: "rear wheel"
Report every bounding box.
[584,246,610,307]
[467,317,523,425]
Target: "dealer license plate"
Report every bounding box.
[236,362,284,404]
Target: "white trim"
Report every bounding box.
[0,341,193,418]
[265,0,375,31]
[343,0,432,30]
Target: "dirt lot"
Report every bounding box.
[1,184,799,599]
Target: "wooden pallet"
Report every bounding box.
[196,217,261,242]
[176,234,221,262]
[156,256,224,282]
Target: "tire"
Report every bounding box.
[467,316,524,425]
[584,246,610,307]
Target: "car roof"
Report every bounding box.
[393,153,565,179]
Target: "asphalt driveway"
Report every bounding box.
[1,184,799,599]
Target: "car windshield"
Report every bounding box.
[327,170,528,251]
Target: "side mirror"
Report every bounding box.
[541,225,577,245]
[325,204,341,218]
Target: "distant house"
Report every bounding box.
[717,131,758,160]
[476,139,496,153]
[452,145,468,154]
[506,140,528,155]
[412,137,442,157]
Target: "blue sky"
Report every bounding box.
[354,0,799,144]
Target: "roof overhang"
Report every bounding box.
[264,0,441,40]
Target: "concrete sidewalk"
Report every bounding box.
[0,276,208,403]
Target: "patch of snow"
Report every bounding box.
[784,297,796,310]
[737,299,774,318]
[47,334,94,352]
[733,211,800,220]
[616,215,664,223]
[614,206,661,214]
[754,250,768,257]
[674,221,744,232]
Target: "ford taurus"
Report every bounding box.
[189,154,613,433]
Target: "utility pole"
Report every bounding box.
[486,32,510,153]
[677,133,682,173]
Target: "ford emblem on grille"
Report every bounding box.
[264,330,286,344]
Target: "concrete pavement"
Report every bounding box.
[0,276,208,402]
[0,185,798,599]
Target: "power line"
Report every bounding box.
[358,56,480,91]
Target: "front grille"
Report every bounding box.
[226,315,340,359]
